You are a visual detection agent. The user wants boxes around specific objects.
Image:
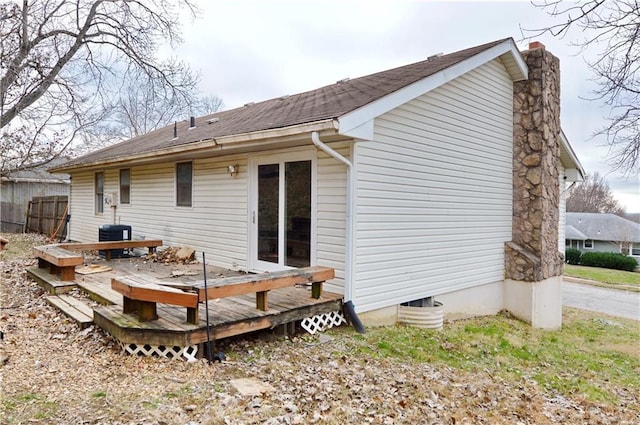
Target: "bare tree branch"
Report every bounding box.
[525,0,640,175]
[0,0,201,173]
[103,68,223,140]
[566,172,625,213]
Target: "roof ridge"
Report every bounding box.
[208,37,514,120]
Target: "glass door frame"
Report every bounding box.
[248,149,318,272]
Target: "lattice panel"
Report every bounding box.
[301,311,346,334]
[121,343,198,362]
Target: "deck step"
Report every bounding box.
[46,294,94,328]
[27,266,78,294]
[77,279,120,306]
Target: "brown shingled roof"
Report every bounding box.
[60,38,511,169]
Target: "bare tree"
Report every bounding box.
[72,87,224,157]
[107,72,225,140]
[0,0,199,173]
[566,172,625,213]
[196,95,224,116]
[527,0,640,175]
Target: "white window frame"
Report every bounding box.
[584,239,594,249]
[248,148,317,272]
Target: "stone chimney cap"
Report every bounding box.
[529,41,545,50]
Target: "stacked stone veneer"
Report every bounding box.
[506,43,564,282]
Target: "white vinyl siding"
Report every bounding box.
[354,59,514,312]
[70,172,109,240]
[69,157,248,270]
[316,142,350,294]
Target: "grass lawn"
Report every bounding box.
[564,264,640,287]
[339,308,640,405]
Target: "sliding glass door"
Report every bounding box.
[250,152,315,271]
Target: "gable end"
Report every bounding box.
[337,38,528,139]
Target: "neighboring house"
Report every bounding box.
[1,160,70,233]
[51,38,584,329]
[566,212,640,258]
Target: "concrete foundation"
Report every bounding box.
[357,305,398,327]
[357,281,505,327]
[504,276,562,329]
[436,281,504,320]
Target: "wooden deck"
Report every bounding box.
[27,258,343,350]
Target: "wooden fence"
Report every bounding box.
[0,201,25,233]
[25,196,69,240]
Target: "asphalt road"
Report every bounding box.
[562,281,640,321]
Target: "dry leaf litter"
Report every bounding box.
[1,233,638,424]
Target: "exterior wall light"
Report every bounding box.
[227,164,239,176]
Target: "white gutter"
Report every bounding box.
[311,131,355,303]
[1,177,70,184]
[50,120,338,173]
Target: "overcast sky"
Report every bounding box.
[173,0,639,212]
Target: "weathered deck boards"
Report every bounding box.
[33,245,84,281]
[94,287,343,346]
[59,240,163,252]
[29,258,344,350]
[194,266,333,301]
[27,266,78,294]
[76,274,122,305]
[45,294,94,328]
[59,240,163,261]
[111,275,199,322]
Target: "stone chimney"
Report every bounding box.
[504,41,564,329]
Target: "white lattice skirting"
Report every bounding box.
[121,343,198,362]
[301,311,347,334]
[117,311,346,360]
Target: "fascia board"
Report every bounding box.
[560,130,586,181]
[50,120,338,173]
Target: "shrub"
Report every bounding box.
[565,248,582,265]
[580,252,638,272]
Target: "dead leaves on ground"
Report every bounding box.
[1,233,638,424]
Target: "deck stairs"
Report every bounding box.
[45,294,95,329]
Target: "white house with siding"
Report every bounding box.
[51,38,584,327]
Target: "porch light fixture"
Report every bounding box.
[227,164,239,176]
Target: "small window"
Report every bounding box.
[565,239,570,247]
[176,161,193,207]
[584,239,593,249]
[95,172,104,214]
[119,169,131,204]
[632,243,640,257]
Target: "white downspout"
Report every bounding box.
[311,131,354,302]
